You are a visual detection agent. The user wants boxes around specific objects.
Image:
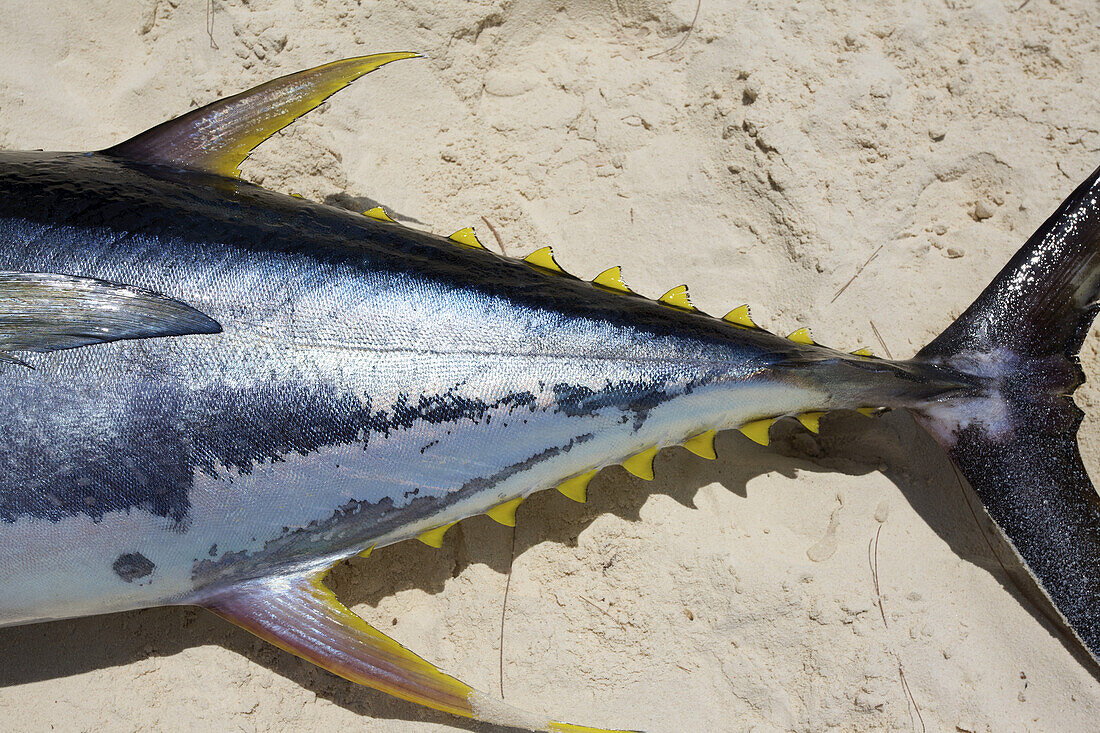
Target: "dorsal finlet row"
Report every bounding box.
[363,211,876,359]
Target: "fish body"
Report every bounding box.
[0,149,953,624]
[2,55,1100,732]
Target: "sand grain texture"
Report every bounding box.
[0,0,1098,731]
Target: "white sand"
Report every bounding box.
[1,0,1099,731]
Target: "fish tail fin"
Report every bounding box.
[203,572,638,733]
[910,162,1100,661]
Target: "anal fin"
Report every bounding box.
[204,572,635,732]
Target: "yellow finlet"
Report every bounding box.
[683,429,717,460]
[592,266,633,293]
[449,227,487,249]
[796,412,825,433]
[557,469,598,503]
[722,304,756,328]
[523,246,566,273]
[787,327,814,345]
[417,522,457,548]
[364,206,395,223]
[739,418,774,446]
[851,347,873,357]
[359,544,376,559]
[657,285,696,311]
[856,407,877,417]
[621,446,659,481]
[486,497,524,527]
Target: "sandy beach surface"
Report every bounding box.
[0,0,1099,731]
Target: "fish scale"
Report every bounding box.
[2,53,1100,732]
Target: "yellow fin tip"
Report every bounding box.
[657,284,695,311]
[683,429,717,460]
[557,469,598,503]
[622,446,658,480]
[739,418,774,446]
[787,327,814,345]
[486,497,524,527]
[592,266,633,293]
[364,206,395,223]
[523,246,566,273]
[722,304,756,328]
[417,522,457,548]
[449,227,486,249]
[796,412,825,433]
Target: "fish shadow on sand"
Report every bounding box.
[0,410,1095,729]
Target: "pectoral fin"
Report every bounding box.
[0,271,220,360]
[104,53,419,177]
[204,572,637,732]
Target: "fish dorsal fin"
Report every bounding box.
[104,53,419,177]
[0,271,220,361]
[205,572,636,732]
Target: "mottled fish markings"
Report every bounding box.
[193,431,596,586]
[113,553,155,583]
[2,53,1100,733]
[550,376,702,430]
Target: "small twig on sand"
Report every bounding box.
[868,524,888,628]
[648,0,702,59]
[498,527,516,698]
[866,523,925,731]
[899,663,926,733]
[870,320,893,359]
[206,0,219,49]
[579,595,628,631]
[831,244,884,303]
[866,508,925,732]
[480,216,507,255]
